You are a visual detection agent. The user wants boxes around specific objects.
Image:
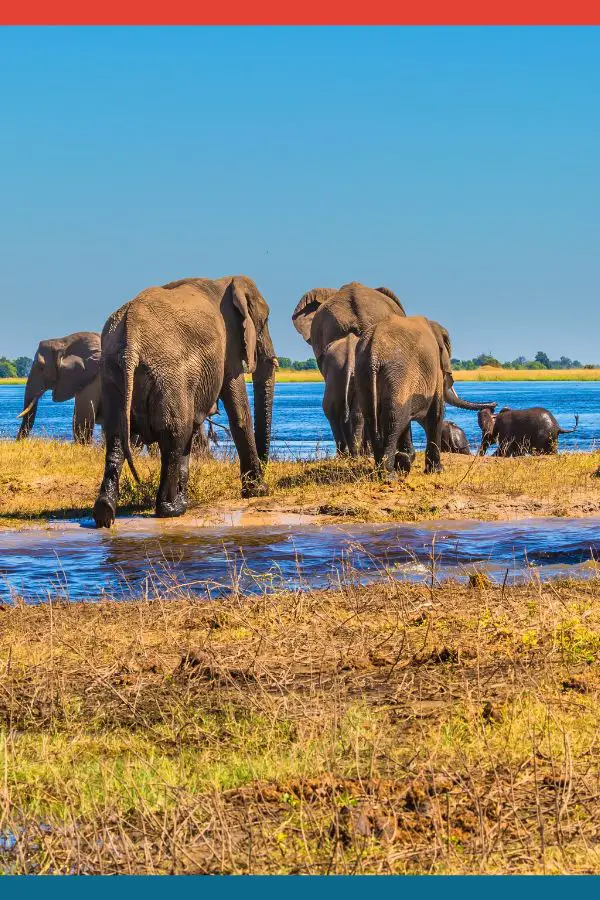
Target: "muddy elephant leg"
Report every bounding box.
[394,426,414,474]
[220,374,267,498]
[330,416,348,455]
[424,401,443,474]
[379,410,411,478]
[344,411,363,458]
[156,431,191,518]
[73,382,98,444]
[93,429,125,528]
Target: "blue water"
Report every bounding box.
[1,380,598,456]
[0,517,598,602]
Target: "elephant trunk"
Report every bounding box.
[444,380,497,413]
[17,371,46,439]
[252,330,278,464]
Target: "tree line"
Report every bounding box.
[276,352,598,372]
[0,357,33,378]
[451,351,598,371]
[1,352,598,379]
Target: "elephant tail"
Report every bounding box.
[122,338,140,484]
[343,339,357,422]
[370,365,378,442]
[559,413,579,435]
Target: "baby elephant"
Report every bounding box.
[441,421,471,454]
[478,406,579,456]
[321,334,363,455]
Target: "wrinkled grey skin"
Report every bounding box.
[355,316,496,476]
[17,332,102,443]
[441,421,471,455]
[321,334,364,455]
[478,407,579,457]
[93,276,278,528]
[292,282,414,460]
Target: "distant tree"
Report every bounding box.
[277,357,292,369]
[291,357,318,371]
[13,356,32,377]
[535,351,551,369]
[473,353,501,367]
[0,358,17,378]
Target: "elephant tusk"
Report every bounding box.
[17,397,40,419]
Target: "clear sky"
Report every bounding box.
[1,27,599,362]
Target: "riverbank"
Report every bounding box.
[0,440,599,529]
[0,577,598,874]
[2,367,600,386]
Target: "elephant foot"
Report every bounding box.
[424,461,444,474]
[241,479,269,499]
[156,496,188,518]
[394,454,412,475]
[93,495,116,528]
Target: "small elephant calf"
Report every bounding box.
[478,406,579,456]
[441,421,471,455]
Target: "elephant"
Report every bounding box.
[292,281,414,460]
[354,316,496,476]
[477,407,579,457]
[17,332,102,443]
[321,334,363,455]
[441,420,471,454]
[93,276,277,528]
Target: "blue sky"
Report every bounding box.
[1,27,599,362]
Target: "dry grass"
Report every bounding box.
[3,368,600,389]
[0,577,599,873]
[453,367,600,382]
[0,439,599,528]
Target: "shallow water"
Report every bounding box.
[0,516,598,602]
[1,380,598,456]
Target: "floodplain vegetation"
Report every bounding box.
[0,576,599,874]
[0,439,599,873]
[0,438,598,529]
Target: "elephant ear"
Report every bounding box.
[375,286,406,315]
[231,279,258,374]
[55,350,101,401]
[428,320,453,380]
[291,288,336,343]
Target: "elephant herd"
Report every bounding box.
[14,275,589,528]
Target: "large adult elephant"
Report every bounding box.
[355,316,496,476]
[17,332,102,443]
[93,275,277,527]
[291,281,412,458]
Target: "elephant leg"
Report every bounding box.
[424,402,444,474]
[380,409,411,478]
[330,416,348,455]
[345,409,363,457]
[402,424,416,464]
[220,374,267,498]
[394,426,413,474]
[93,430,124,528]
[156,431,190,518]
[73,381,99,444]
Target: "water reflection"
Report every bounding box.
[0,516,598,602]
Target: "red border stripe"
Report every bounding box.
[4,0,600,25]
